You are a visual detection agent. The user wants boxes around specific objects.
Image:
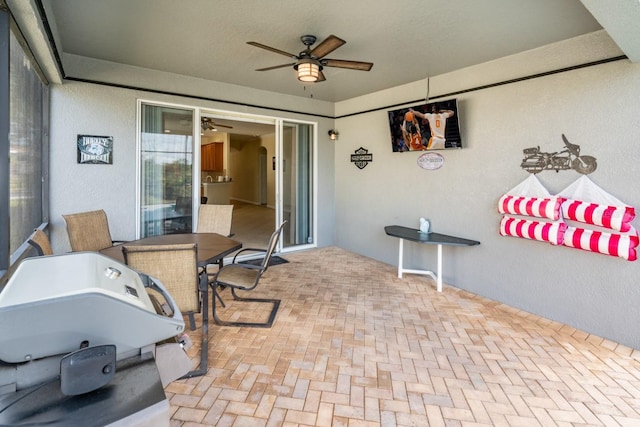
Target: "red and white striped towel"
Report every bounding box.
[562,199,635,232]
[498,195,564,221]
[563,226,639,261]
[500,215,566,246]
[498,175,638,261]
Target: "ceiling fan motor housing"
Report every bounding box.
[300,35,317,47]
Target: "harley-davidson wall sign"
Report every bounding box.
[351,147,373,169]
[77,134,113,165]
[417,152,444,170]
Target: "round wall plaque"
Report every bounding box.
[417,152,445,170]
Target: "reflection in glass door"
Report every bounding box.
[280,121,314,250]
[138,103,195,237]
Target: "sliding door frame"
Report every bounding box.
[136,100,201,238]
[277,118,317,254]
[136,100,317,253]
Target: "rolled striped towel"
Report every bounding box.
[498,195,564,221]
[499,215,567,245]
[562,199,635,232]
[562,226,639,261]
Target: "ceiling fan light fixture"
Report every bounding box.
[296,59,320,82]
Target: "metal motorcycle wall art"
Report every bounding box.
[520,134,597,175]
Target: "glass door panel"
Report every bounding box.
[139,103,195,237]
[280,121,314,249]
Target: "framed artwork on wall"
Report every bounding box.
[77,135,113,164]
[388,99,462,152]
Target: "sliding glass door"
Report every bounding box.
[279,121,314,250]
[136,101,316,252]
[138,102,196,237]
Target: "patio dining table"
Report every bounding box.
[100,232,242,377]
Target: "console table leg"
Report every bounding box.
[437,244,443,292]
[398,238,404,278]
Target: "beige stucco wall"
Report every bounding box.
[333,31,640,349]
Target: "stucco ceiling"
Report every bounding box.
[33,0,638,102]
[35,0,638,103]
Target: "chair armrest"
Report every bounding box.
[231,248,266,263]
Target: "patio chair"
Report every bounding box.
[209,220,286,328]
[196,204,234,237]
[62,209,124,251]
[164,196,193,234]
[195,204,235,305]
[122,243,208,378]
[122,243,201,330]
[27,228,53,256]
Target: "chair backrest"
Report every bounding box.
[63,209,114,251]
[196,204,234,236]
[260,220,287,272]
[122,243,200,313]
[175,196,193,214]
[28,229,53,256]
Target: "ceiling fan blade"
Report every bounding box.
[317,70,326,82]
[255,63,296,71]
[323,59,373,71]
[310,34,345,58]
[213,123,233,129]
[247,41,297,59]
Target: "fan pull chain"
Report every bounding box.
[304,85,314,98]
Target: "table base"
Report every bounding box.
[397,238,444,292]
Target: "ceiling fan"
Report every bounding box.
[201,117,233,131]
[247,34,373,82]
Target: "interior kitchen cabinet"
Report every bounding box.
[201,142,224,171]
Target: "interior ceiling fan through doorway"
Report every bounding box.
[201,117,233,131]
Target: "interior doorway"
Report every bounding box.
[198,113,275,248]
[219,118,315,253]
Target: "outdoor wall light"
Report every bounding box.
[328,129,339,140]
